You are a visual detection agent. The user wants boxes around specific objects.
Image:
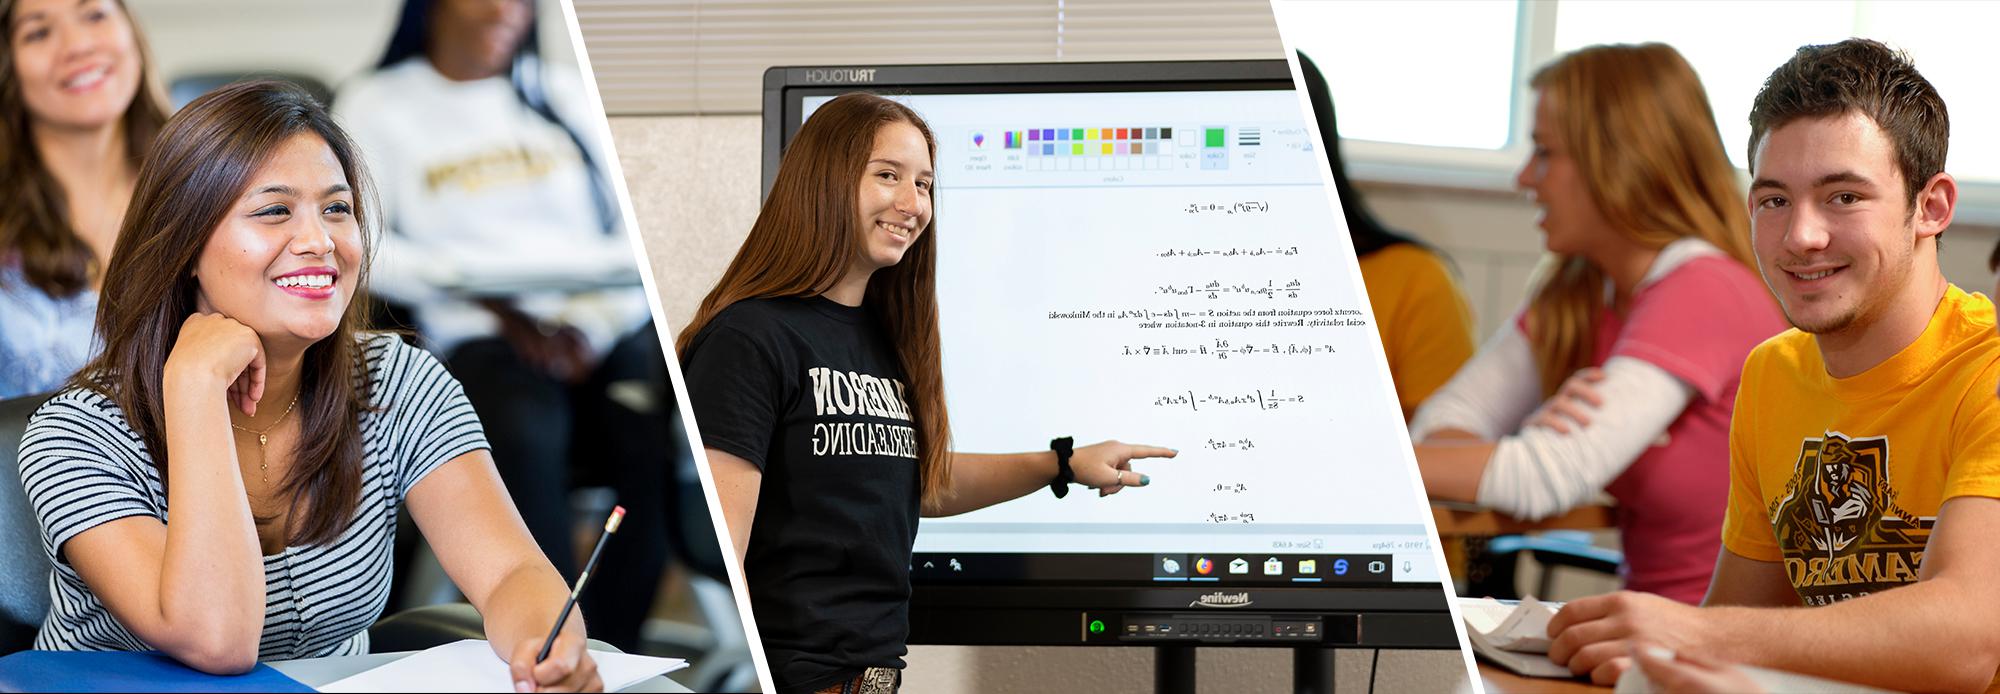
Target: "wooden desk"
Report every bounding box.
[1478,663,1606,694]
[1432,502,1617,538]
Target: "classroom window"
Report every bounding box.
[1279,0,2000,193]
[1280,0,1520,151]
[1555,0,2000,182]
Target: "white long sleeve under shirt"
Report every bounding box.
[1408,239,1723,519]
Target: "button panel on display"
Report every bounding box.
[1117,614,1322,643]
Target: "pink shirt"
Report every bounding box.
[1574,255,1785,603]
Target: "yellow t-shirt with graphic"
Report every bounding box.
[1723,284,2000,607]
[1358,243,1477,421]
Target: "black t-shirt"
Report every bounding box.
[682,296,921,693]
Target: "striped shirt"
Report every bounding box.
[16,333,488,659]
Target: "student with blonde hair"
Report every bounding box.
[1411,43,1785,604]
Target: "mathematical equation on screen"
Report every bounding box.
[1156,279,1303,300]
[1184,201,1270,215]
[1152,389,1306,412]
[1120,340,1335,360]
[1155,246,1300,259]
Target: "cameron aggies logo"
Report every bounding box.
[1770,432,1929,605]
[1189,592,1254,608]
[806,366,918,460]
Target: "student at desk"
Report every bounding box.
[1546,39,2000,693]
[1408,44,1784,604]
[16,82,601,692]
[678,93,1174,694]
[332,0,660,615]
[0,0,166,398]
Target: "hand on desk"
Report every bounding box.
[507,629,602,692]
[1546,590,1710,685]
[1071,440,1176,497]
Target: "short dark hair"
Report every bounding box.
[1748,38,1948,207]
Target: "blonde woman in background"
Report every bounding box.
[1411,43,1785,604]
[0,0,166,397]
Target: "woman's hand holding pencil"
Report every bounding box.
[508,505,625,692]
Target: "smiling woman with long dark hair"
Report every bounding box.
[17,81,601,691]
[678,92,1175,694]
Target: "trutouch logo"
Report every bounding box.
[803,68,879,84]
[1189,591,1254,608]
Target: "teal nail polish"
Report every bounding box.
[1139,474,1151,486]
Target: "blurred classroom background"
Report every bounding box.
[85,1,750,688]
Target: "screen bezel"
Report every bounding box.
[760,59,1456,649]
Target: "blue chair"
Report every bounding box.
[1483,530,1623,599]
[0,394,54,654]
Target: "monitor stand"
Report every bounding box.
[1153,646,1339,694]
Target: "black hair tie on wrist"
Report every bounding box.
[1049,436,1076,499]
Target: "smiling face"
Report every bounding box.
[1750,111,1924,336]
[1516,92,1611,256]
[849,120,934,276]
[192,132,363,351]
[7,0,142,133]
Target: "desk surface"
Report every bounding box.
[1478,662,1606,694]
[268,645,691,693]
[1431,502,1617,538]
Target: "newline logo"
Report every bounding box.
[1190,592,1253,608]
[804,68,878,84]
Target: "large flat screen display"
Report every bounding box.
[769,61,1455,649]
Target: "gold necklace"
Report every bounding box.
[231,397,298,485]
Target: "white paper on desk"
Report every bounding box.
[318,639,687,693]
[1478,595,1556,653]
[1459,596,1573,679]
[1613,658,1899,694]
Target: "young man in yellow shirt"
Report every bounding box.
[1542,39,2000,693]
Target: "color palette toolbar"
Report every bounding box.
[978,126,1235,171]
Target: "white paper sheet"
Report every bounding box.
[1614,655,1898,694]
[1459,596,1574,679]
[318,639,687,693]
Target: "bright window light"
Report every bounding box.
[1554,0,2000,182]
[1279,0,1519,151]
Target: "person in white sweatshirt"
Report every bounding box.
[332,0,666,651]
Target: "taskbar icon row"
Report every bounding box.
[1154,553,1403,584]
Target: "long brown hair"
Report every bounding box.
[74,80,375,546]
[0,0,169,297]
[1524,44,1754,396]
[676,93,952,511]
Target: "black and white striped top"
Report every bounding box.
[16,333,488,659]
